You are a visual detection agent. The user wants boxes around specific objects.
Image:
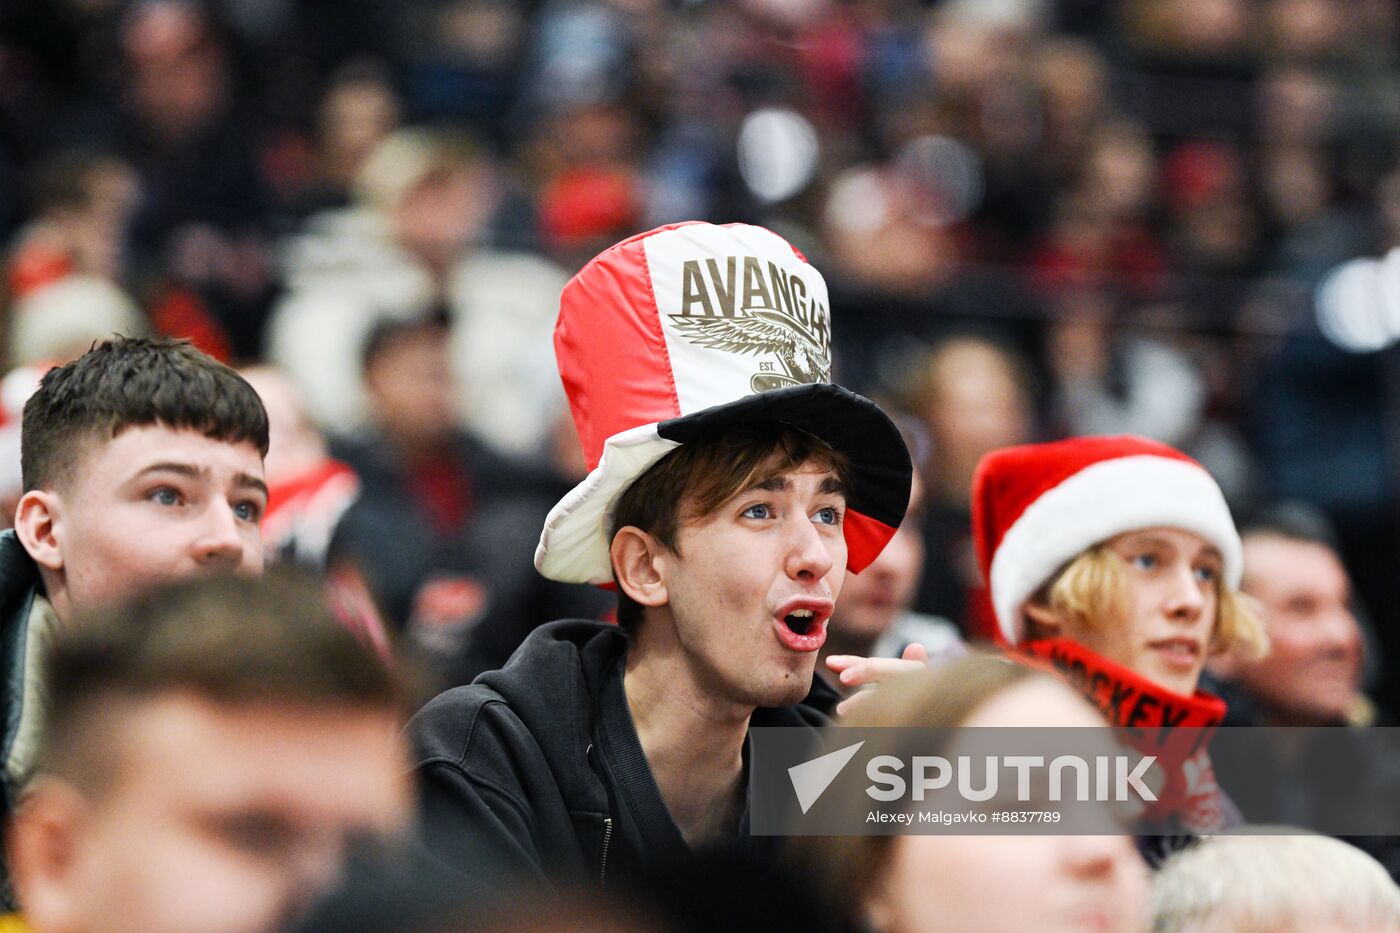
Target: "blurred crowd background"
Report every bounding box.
[4,0,1400,711]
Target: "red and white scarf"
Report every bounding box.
[1021,637,1229,831]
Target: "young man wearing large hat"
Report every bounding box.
[408,222,911,883]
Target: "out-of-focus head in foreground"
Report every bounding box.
[9,570,412,933]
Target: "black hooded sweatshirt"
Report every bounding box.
[408,619,836,887]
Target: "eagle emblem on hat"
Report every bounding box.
[667,308,832,393]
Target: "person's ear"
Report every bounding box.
[610,526,669,610]
[1023,601,1064,639]
[15,489,64,572]
[8,778,90,931]
[1207,646,1241,679]
[362,361,385,399]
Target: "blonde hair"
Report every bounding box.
[1152,832,1400,932]
[1033,545,1268,661]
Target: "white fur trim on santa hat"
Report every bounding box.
[989,454,1242,644]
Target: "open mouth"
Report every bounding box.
[783,609,818,637]
[773,601,830,652]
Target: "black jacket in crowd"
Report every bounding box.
[408,619,836,886]
[0,530,54,909]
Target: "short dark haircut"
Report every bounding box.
[21,336,270,492]
[360,312,450,376]
[609,424,852,631]
[1239,501,1342,554]
[39,569,408,795]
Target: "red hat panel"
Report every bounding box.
[554,225,684,472]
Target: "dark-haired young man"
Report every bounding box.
[410,223,911,883]
[8,571,411,933]
[1,337,269,848]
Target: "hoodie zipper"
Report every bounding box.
[600,817,614,888]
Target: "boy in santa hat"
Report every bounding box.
[408,222,912,884]
[970,435,1267,836]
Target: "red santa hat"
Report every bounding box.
[535,221,912,585]
[972,435,1242,645]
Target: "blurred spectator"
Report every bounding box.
[117,1,266,242]
[1210,505,1371,726]
[8,571,413,933]
[116,0,278,360]
[1162,141,1260,292]
[1048,295,1204,446]
[399,0,525,146]
[7,275,147,369]
[1045,291,1256,503]
[401,399,613,685]
[267,126,569,457]
[800,657,1149,933]
[300,61,403,214]
[241,363,393,658]
[1152,833,1400,932]
[6,150,139,298]
[1032,38,1110,185]
[1256,66,1336,150]
[820,161,963,300]
[0,365,46,529]
[1259,142,1334,243]
[522,99,646,271]
[1118,0,1257,140]
[1030,121,1165,302]
[912,337,1035,509]
[1244,152,1397,714]
[901,336,1033,631]
[240,364,360,569]
[521,0,636,117]
[430,405,614,684]
[268,125,485,429]
[1207,506,1400,879]
[328,317,553,631]
[1260,0,1349,65]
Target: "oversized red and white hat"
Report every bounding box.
[971,435,1242,645]
[535,221,912,585]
